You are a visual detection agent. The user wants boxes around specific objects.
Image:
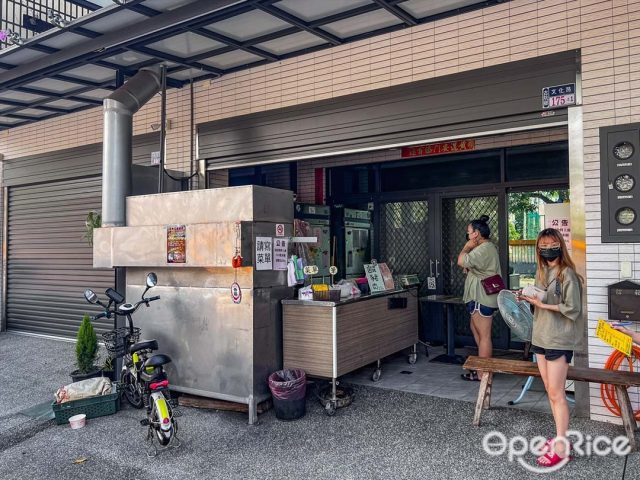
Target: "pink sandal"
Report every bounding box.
[536,448,571,468]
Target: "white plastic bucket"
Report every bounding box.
[68,414,86,429]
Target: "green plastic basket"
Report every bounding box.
[52,384,120,425]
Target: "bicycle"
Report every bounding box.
[84,272,179,455]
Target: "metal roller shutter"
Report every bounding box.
[199,51,577,170]
[6,176,114,337]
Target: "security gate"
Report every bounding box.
[5,176,114,337]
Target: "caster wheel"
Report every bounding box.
[408,353,417,365]
[325,403,336,416]
[372,369,382,382]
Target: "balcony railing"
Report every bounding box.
[1,0,90,49]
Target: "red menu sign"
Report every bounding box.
[401,139,476,158]
[167,225,186,264]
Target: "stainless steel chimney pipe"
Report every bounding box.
[102,67,162,226]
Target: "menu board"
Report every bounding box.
[166,225,186,264]
[255,237,273,271]
[596,319,632,356]
[364,263,386,293]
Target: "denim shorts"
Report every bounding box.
[466,301,497,317]
[531,345,574,363]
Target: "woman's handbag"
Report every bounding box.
[481,274,506,295]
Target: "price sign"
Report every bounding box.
[329,266,338,275]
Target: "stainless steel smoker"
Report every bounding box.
[93,186,293,424]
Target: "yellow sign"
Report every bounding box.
[595,319,633,357]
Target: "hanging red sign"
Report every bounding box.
[401,139,476,158]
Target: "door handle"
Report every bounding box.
[435,259,440,278]
[429,259,434,277]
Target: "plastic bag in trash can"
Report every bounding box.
[268,369,306,401]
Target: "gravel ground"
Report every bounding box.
[0,332,637,479]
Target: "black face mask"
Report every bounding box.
[539,247,561,260]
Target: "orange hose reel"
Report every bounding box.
[600,345,640,420]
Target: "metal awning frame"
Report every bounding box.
[0,0,505,130]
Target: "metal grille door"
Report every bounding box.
[441,196,507,346]
[6,177,114,337]
[380,201,429,292]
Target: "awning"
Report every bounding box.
[0,0,505,130]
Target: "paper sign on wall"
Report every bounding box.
[595,319,632,356]
[166,225,186,264]
[273,238,288,271]
[544,203,571,252]
[255,237,273,270]
[364,263,386,293]
[378,263,395,290]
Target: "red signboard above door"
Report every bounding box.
[401,139,476,158]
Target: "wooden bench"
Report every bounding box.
[464,356,640,451]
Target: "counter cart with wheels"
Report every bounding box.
[282,288,419,415]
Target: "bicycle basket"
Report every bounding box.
[102,327,141,357]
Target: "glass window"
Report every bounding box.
[507,188,570,289]
[329,165,374,195]
[506,142,568,182]
[380,151,501,192]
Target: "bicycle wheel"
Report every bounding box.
[120,369,144,409]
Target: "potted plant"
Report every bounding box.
[83,210,101,247]
[101,355,116,381]
[70,314,102,383]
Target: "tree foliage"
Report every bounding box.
[76,314,98,374]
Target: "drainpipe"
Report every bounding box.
[102,66,162,227]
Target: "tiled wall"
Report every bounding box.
[1,0,639,424]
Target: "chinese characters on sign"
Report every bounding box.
[166,225,186,264]
[596,319,632,356]
[401,139,476,158]
[255,237,273,270]
[273,238,288,271]
[364,263,387,293]
[544,203,571,252]
[542,83,576,109]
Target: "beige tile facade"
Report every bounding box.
[1,0,639,424]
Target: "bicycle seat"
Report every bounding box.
[143,354,172,368]
[129,339,158,354]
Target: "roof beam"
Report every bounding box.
[0,0,243,90]
[251,1,342,46]
[371,0,418,26]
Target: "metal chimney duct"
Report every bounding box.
[102,67,162,227]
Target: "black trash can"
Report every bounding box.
[268,369,306,420]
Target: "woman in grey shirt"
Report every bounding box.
[522,228,583,468]
[457,215,501,382]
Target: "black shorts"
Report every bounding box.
[531,345,573,363]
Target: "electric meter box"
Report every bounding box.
[608,280,640,322]
[600,123,640,242]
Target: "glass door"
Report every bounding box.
[438,194,509,350]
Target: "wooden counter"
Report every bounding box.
[282,289,418,379]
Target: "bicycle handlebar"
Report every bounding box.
[90,294,160,321]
